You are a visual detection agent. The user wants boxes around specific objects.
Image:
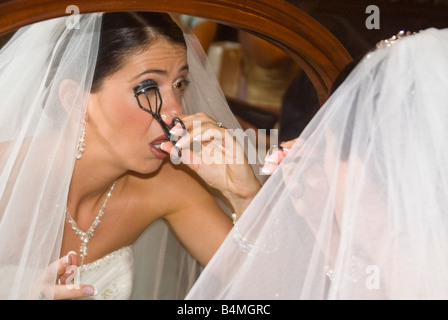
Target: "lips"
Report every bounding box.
[149,134,169,159]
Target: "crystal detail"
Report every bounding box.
[78,245,132,273]
[66,180,117,265]
[233,225,255,255]
[376,30,415,49]
[76,120,87,160]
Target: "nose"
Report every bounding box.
[160,89,184,117]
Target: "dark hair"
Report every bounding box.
[91,12,186,92]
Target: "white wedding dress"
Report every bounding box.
[74,246,135,300]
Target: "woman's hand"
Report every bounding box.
[39,251,97,300]
[261,138,297,175]
[161,113,261,214]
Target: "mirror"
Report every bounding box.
[182,17,301,136]
[0,0,352,105]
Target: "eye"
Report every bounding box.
[133,79,162,113]
[172,79,191,91]
[134,79,159,96]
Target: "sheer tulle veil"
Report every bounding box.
[186,28,448,299]
[0,12,259,299]
[0,14,101,299]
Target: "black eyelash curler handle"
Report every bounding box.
[159,116,186,160]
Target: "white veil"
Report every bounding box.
[186,28,448,299]
[0,12,259,300]
[0,14,101,299]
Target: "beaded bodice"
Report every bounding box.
[73,245,135,300]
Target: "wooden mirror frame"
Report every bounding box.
[0,0,352,104]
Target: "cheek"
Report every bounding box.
[92,82,162,147]
[112,94,156,133]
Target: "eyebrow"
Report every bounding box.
[132,65,189,81]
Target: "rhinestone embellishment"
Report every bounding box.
[66,181,117,265]
[376,30,415,49]
[233,225,255,255]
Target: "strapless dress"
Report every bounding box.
[74,245,135,300]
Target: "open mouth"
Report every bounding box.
[149,134,169,159]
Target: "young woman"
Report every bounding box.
[0,11,261,299]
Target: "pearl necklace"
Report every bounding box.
[66,181,117,265]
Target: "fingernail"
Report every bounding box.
[68,251,77,256]
[264,154,277,163]
[175,136,189,149]
[62,251,75,265]
[68,251,77,265]
[169,124,183,136]
[261,167,272,175]
[261,162,276,175]
[160,142,171,152]
[83,286,97,296]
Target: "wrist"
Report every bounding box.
[224,180,261,214]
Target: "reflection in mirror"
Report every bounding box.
[181,15,301,148]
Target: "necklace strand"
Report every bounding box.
[66,181,117,266]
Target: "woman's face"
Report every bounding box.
[87,39,188,173]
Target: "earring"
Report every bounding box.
[76,120,86,160]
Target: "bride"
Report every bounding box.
[0,11,262,299]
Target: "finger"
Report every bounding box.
[169,123,186,137]
[57,251,77,279]
[261,161,278,175]
[162,113,229,165]
[160,140,200,166]
[193,127,226,143]
[160,140,188,165]
[59,264,78,285]
[265,148,287,164]
[201,138,245,167]
[175,123,225,151]
[280,138,298,151]
[261,148,287,175]
[169,112,217,138]
[53,283,97,300]
[160,113,186,125]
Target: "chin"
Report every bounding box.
[134,158,165,175]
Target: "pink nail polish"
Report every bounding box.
[83,286,97,296]
[169,124,183,136]
[175,136,189,149]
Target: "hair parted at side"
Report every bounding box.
[91,11,186,93]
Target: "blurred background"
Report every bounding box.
[180,0,448,144]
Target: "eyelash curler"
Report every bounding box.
[133,79,186,160]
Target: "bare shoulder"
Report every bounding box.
[126,160,219,220]
[126,161,232,266]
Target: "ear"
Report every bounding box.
[58,79,90,121]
